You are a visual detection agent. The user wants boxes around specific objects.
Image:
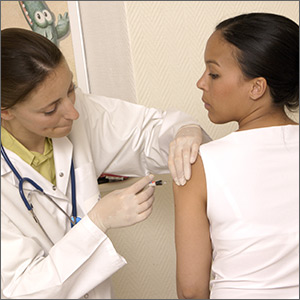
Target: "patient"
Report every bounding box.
[173,12,299,299]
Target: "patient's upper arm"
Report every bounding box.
[173,154,212,299]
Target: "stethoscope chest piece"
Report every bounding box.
[70,216,82,227]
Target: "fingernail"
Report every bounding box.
[185,171,191,181]
[174,178,180,186]
[190,157,196,164]
[179,177,186,186]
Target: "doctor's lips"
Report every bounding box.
[148,180,167,187]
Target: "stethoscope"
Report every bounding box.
[1,144,81,245]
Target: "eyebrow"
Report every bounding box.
[205,60,220,67]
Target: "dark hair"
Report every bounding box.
[216,13,299,111]
[1,28,64,109]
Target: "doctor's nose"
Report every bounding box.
[63,98,80,120]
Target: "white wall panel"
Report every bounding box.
[76,1,137,102]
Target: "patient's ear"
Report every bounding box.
[1,108,14,120]
[249,77,267,100]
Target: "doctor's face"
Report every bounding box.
[7,59,79,139]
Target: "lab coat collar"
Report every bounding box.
[1,137,73,200]
[1,153,11,176]
[1,147,58,196]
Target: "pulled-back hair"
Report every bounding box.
[216,13,299,111]
[1,28,63,109]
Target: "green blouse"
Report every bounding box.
[1,127,56,185]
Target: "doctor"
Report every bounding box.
[1,28,210,299]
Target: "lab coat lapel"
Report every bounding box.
[52,137,73,196]
[1,147,52,191]
[1,152,18,186]
[1,147,69,201]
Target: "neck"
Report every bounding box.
[1,121,46,153]
[237,106,298,131]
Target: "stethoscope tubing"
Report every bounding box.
[70,161,77,218]
[1,144,79,238]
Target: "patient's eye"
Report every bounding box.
[208,73,219,79]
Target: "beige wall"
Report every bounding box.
[1,0,76,83]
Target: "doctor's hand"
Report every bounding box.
[88,175,155,232]
[168,125,202,186]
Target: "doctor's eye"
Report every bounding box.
[208,73,220,80]
[44,105,58,116]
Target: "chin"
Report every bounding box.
[47,126,73,138]
[209,118,233,125]
[208,115,227,125]
[208,115,219,124]
[208,113,234,125]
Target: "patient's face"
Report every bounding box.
[196,30,251,124]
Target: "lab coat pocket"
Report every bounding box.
[75,162,100,213]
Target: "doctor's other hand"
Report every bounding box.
[168,125,202,186]
[88,175,155,232]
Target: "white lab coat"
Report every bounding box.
[1,88,201,299]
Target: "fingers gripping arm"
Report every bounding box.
[169,125,211,186]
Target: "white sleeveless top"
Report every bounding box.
[199,125,299,299]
